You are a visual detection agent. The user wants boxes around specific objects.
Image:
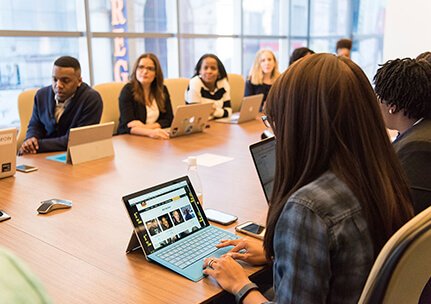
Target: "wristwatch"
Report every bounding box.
[235,282,259,304]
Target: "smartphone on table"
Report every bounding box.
[0,210,11,222]
[16,164,38,173]
[235,221,266,240]
[205,208,238,225]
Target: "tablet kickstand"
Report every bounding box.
[126,232,142,254]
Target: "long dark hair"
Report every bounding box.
[264,53,413,259]
[192,53,228,80]
[130,53,166,112]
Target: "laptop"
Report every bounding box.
[215,94,263,124]
[165,103,213,138]
[0,128,17,179]
[249,136,276,203]
[122,176,238,282]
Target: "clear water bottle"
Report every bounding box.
[187,156,203,204]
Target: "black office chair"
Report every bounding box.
[359,206,431,304]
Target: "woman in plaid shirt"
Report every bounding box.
[204,54,414,304]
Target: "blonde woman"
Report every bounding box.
[245,49,280,110]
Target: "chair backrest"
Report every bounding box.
[359,205,431,304]
[17,88,38,149]
[93,82,125,134]
[164,78,189,112]
[227,73,245,113]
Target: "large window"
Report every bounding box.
[179,0,240,35]
[310,0,351,37]
[0,2,85,31]
[0,0,386,129]
[352,0,385,78]
[243,0,287,36]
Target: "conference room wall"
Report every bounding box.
[383,0,431,61]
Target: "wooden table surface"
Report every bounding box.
[0,119,269,304]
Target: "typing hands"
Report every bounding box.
[217,238,268,265]
[203,238,268,294]
[203,254,251,294]
[202,238,269,303]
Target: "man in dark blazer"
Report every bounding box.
[18,56,103,154]
[374,57,431,214]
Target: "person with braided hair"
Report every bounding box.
[374,58,431,214]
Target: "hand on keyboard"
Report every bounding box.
[216,238,268,266]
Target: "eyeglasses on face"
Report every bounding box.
[261,115,271,128]
[137,65,156,72]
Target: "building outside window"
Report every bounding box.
[0,0,385,129]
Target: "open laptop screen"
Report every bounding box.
[122,176,208,255]
[249,136,276,203]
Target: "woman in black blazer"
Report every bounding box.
[118,53,173,139]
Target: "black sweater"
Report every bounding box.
[117,83,173,134]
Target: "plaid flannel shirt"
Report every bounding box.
[271,171,374,303]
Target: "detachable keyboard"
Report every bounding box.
[158,226,235,269]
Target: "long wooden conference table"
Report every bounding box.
[0,120,270,303]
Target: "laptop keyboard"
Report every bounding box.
[158,226,235,269]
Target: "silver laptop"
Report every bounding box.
[216,94,263,124]
[249,136,276,203]
[165,103,213,138]
[122,176,238,282]
[0,128,17,179]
